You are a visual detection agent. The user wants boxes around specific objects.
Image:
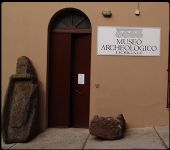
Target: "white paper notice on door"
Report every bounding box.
[78,74,85,84]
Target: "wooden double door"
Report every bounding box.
[48,31,91,128]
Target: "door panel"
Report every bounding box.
[71,34,91,128]
[48,32,91,128]
[48,32,71,127]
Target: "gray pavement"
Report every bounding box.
[154,126,169,148]
[1,126,169,149]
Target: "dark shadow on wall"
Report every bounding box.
[38,80,47,132]
[28,58,47,133]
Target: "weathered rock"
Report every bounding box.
[2,56,39,144]
[89,114,126,140]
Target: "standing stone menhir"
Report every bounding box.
[89,114,126,140]
[2,56,39,144]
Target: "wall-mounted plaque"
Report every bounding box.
[97,26,160,56]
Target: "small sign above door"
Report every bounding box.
[97,26,160,56]
[78,74,85,84]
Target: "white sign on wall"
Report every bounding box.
[78,74,85,84]
[97,26,160,56]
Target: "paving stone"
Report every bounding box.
[84,127,167,149]
[1,137,15,149]
[6,126,168,149]
[11,128,89,149]
[155,126,169,148]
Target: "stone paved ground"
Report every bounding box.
[1,126,169,149]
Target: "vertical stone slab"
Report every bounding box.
[2,56,39,144]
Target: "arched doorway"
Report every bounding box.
[48,8,91,128]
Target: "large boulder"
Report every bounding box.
[2,56,39,144]
[89,114,126,140]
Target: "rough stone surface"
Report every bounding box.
[2,56,39,144]
[89,114,126,140]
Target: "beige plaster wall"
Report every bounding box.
[2,2,169,130]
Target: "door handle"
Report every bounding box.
[74,89,82,95]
